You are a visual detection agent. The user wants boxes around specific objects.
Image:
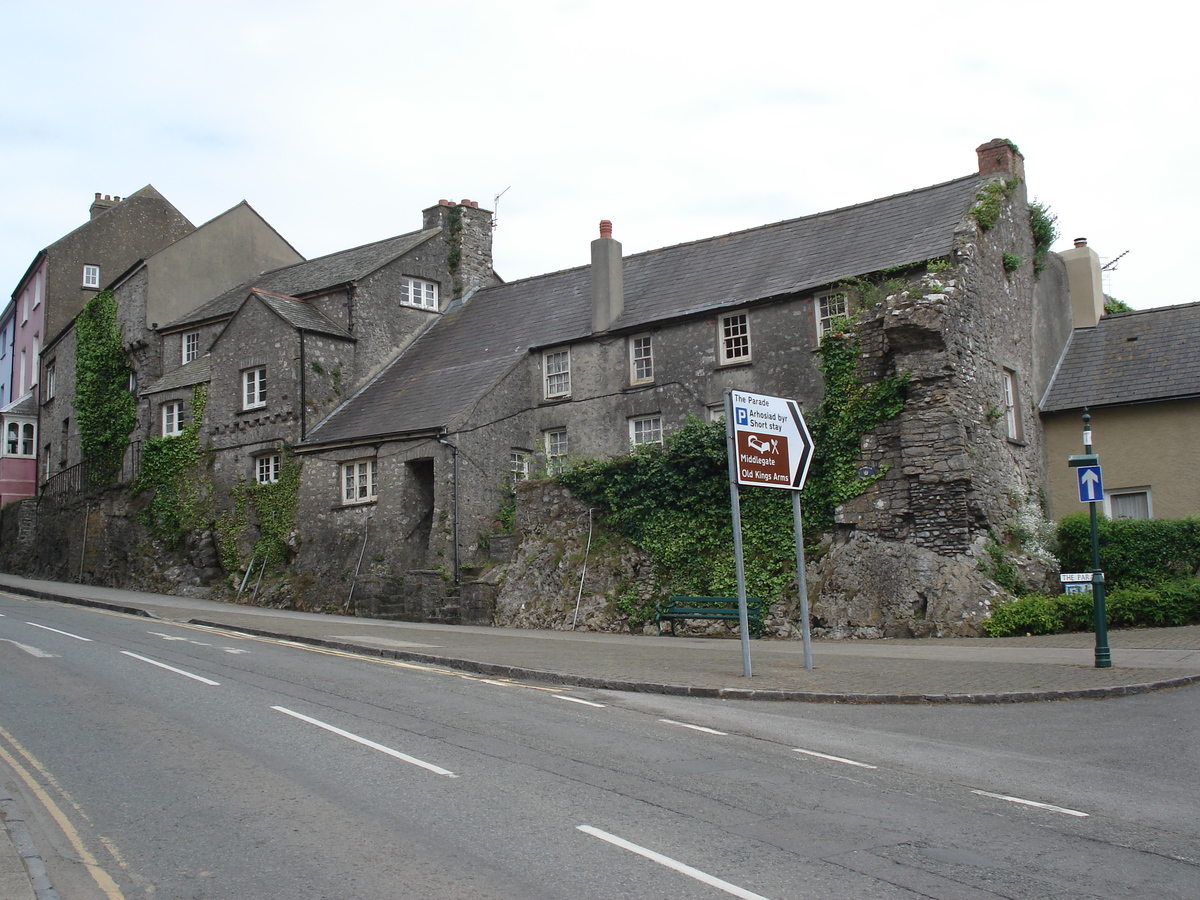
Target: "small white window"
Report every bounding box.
[30,336,39,387]
[21,423,35,456]
[400,277,439,310]
[4,423,16,456]
[815,290,849,340]
[21,293,29,324]
[1001,368,1022,441]
[44,361,55,401]
[83,265,100,289]
[32,276,42,308]
[630,334,653,384]
[1107,489,1151,520]
[510,451,530,482]
[342,459,377,504]
[257,454,281,484]
[18,349,25,396]
[718,312,751,365]
[183,332,200,364]
[162,402,184,436]
[3,423,33,457]
[630,415,663,446]
[544,349,570,399]
[243,367,267,410]
[545,430,568,475]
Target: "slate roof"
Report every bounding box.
[142,354,212,396]
[253,289,353,340]
[1041,302,1200,412]
[303,174,983,446]
[0,394,38,416]
[162,228,439,330]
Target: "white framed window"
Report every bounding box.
[1106,489,1151,520]
[510,451,530,482]
[1001,368,1022,441]
[183,331,200,364]
[815,290,849,340]
[32,276,42,309]
[545,430,568,475]
[718,312,751,365]
[18,349,25,396]
[629,415,663,446]
[83,265,100,289]
[543,348,570,398]
[30,336,39,386]
[342,458,377,504]
[128,370,138,393]
[162,402,184,436]
[44,361,55,400]
[5,422,36,458]
[400,277,439,310]
[21,293,29,324]
[630,334,653,384]
[256,454,281,484]
[243,367,267,410]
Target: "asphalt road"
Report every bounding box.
[2,593,1197,899]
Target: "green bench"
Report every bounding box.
[656,596,767,637]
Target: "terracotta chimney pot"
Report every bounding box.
[599,220,613,239]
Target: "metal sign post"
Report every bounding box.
[725,388,816,676]
[1068,409,1111,668]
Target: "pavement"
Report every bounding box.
[2,572,1200,897]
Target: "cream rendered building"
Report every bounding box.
[1041,240,1200,520]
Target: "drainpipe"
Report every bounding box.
[298,330,307,440]
[435,435,460,585]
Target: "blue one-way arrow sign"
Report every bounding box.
[1077,465,1104,503]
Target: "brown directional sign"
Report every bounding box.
[730,390,813,490]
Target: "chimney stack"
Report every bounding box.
[591,220,624,333]
[975,138,1025,180]
[90,192,117,220]
[1059,237,1106,328]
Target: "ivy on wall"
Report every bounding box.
[135,384,210,546]
[557,320,909,607]
[215,452,302,578]
[799,324,909,535]
[74,290,137,486]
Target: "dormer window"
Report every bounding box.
[183,331,200,364]
[83,265,101,289]
[400,277,438,310]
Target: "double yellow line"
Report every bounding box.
[0,724,126,899]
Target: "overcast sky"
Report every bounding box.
[2,1,1193,310]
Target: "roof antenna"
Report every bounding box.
[492,186,510,230]
[1101,249,1129,294]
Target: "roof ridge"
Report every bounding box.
[469,173,981,295]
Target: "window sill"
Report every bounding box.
[541,395,572,405]
[336,499,378,510]
[715,359,753,370]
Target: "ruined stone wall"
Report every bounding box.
[813,178,1065,637]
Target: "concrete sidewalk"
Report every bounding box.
[3,572,1200,703]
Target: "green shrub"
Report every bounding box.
[1058,513,1200,587]
[984,577,1200,636]
[983,593,1065,636]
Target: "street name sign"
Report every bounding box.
[1076,465,1103,503]
[729,390,813,490]
[1060,573,1094,583]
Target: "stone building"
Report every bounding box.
[283,139,1074,633]
[41,200,302,479]
[2,187,194,503]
